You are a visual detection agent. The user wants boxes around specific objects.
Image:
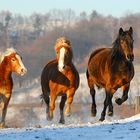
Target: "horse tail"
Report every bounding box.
[40,91,50,106]
[40,94,44,106]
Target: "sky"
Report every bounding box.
[0,0,140,17]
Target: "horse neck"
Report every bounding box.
[0,62,12,80]
[110,43,124,61]
[62,49,73,67]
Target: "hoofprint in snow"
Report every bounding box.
[0,114,140,140]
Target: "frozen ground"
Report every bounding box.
[0,114,140,140]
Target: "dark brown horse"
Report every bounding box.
[87,27,134,121]
[41,37,79,124]
[0,48,27,128]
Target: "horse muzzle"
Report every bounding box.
[126,54,134,62]
[19,68,27,76]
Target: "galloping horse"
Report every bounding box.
[41,37,79,124]
[0,48,27,128]
[86,27,134,121]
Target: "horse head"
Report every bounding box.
[118,27,134,62]
[55,37,73,72]
[0,48,27,76]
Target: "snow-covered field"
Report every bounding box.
[0,66,140,139]
[1,114,140,140]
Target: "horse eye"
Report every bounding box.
[11,58,16,62]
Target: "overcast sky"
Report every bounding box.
[0,0,139,17]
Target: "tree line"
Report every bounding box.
[0,9,140,85]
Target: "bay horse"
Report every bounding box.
[86,27,134,121]
[41,37,79,124]
[0,48,27,128]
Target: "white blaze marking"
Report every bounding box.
[58,47,65,72]
[16,54,27,75]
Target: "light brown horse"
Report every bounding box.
[41,37,79,124]
[87,27,134,121]
[0,48,27,128]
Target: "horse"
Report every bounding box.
[86,27,134,121]
[41,37,79,124]
[0,48,27,128]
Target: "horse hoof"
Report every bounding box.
[99,117,105,122]
[0,123,5,129]
[65,110,71,117]
[108,111,113,116]
[59,119,65,124]
[91,112,96,117]
[47,115,53,121]
[47,117,53,121]
[115,98,122,105]
[91,110,97,117]
[65,112,71,117]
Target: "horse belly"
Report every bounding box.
[88,62,107,88]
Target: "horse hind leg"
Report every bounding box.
[59,95,67,124]
[42,92,50,113]
[107,97,113,116]
[90,88,97,117]
[86,73,97,117]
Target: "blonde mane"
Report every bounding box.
[0,48,16,64]
[55,37,71,51]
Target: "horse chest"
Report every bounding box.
[0,80,12,94]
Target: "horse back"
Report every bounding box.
[87,48,111,88]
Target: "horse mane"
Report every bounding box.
[110,35,121,60]
[55,37,71,51]
[0,48,16,64]
[54,37,73,62]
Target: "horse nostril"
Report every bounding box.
[63,65,65,69]
[21,68,27,74]
[127,54,134,62]
[21,68,24,72]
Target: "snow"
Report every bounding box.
[0,114,140,140]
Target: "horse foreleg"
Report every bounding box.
[90,88,97,117]
[115,84,130,105]
[47,92,56,121]
[59,95,67,124]
[65,89,75,117]
[99,92,113,121]
[0,95,10,128]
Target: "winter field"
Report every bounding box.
[0,65,140,139]
[0,114,140,140]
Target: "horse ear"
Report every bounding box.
[119,27,123,35]
[129,27,133,35]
